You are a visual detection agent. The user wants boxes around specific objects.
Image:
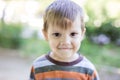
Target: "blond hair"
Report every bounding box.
[43,0,85,32]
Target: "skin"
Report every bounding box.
[43,17,85,62]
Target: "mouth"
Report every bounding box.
[58,48,72,50]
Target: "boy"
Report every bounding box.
[29,0,100,80]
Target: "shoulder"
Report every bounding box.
[32,54,54,68]
[33,54,47,63]
[75,55,96,70]
[83,56,95,69]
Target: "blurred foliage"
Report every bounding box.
[36,0,54,16]
[84,0,120,44]
[0,22,22,48]
[80,39,120,67]
[20,38,50,57]
[96,22,120,42]
[86,20,120,43]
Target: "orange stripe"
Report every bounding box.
[31,66,34,72]
[35,71,92,80]
[92,70,97,79]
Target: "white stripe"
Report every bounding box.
[33,55,95,70]
[74,57,95,70]
[33,57,54,68]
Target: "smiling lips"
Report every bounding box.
[58,47,72,50]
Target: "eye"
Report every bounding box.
[52,33,61,37]
[70,32,78,37]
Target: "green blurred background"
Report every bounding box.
[0,0,120,70]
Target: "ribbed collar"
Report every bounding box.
[46,53,83,66]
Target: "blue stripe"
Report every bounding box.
[35,65,93,76]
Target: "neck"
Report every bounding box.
[49,52,79,62]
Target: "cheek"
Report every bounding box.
[73,38,81,48]
[48,39,59,48]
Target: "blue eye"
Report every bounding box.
[52,33,61,37]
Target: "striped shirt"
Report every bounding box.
[29,54,99,80]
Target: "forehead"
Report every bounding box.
[48,17,81,31]
[48,16,81,30]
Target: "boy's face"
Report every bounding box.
[43,17,85,60]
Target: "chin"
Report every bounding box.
[60,52,73,57]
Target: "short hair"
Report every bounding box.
[43,0,85,32]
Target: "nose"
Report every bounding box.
[60,35,71,45]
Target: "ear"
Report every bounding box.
[42,29,48,41]
[81,28,86,40]
[82,28,86,35]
